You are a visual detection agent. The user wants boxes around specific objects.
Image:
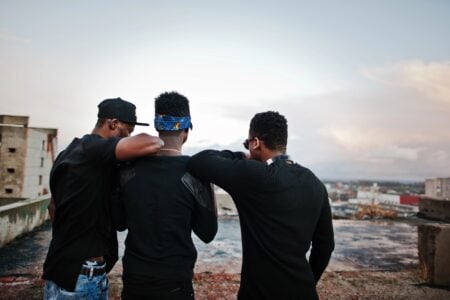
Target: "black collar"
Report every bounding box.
[266,154,292,165]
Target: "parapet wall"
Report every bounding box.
[418,224,450,286]
[0,196,50,247]
[419,197,450,222]
[418,197,450,286]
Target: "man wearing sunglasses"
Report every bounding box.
[187,111,334,299]
[43,97,164,299]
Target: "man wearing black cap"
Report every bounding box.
[113,92,217,299]
[43,98,164,299]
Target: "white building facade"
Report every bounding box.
[425,178,450,200]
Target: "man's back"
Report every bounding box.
[44,134,120,291]
[118,156,217,281]
[42,97,163,299]
[187,150,334,300]
[233,159,331,299]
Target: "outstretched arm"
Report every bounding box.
[115,133,164,161]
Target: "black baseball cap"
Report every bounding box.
[97,97,149,126]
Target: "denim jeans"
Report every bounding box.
[44,273,108,300]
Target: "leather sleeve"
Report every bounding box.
[181,173,218,243]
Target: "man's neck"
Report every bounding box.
[91,127,109,139]
[260,150,284,163]
[158,135,183,156]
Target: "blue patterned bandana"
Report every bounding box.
[154,114,192,131]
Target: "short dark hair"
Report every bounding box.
[249,111,287,152]
[155,91,190,117]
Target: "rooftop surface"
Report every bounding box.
[1,218,449,299]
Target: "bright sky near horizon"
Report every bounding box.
[1,1,450,181]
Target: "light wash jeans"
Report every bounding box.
[44,273,108,300]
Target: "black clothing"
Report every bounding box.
[114,156,217,296]
[43,134,120,292]
[122,272,194,300]
[187,150,335,300]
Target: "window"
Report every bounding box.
[7,168,15,173]
[41,157,44,167]
[39,175,43,185]
[5,188,13,194]
[8,148,16,153]
[42,140,45,150]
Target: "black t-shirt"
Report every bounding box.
[187,150,335,300]
[43,134,120,291]
[115,156,217,282]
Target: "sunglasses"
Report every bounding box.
[243,137,257,150]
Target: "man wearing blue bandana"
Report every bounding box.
[114,91,217,299]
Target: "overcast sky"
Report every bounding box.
[1,1,449,181]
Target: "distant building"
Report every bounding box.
[425,177,450,200]
[0,115,57,200]
[350,183,420,206]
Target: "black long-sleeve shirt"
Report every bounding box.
[43,134,120,292]
[113,155,217,282]
[187,150,334,300]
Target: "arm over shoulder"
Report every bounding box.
[115,133,163,161]
[187,150,268,191]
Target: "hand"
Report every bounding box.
[48,197,56,222]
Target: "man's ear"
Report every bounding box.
[109,119,118,130]
[253,137,261,150]
[182,130,189,144]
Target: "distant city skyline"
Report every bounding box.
[1,1,449,181]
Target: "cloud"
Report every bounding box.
[323,128,389,152]
[0,29,30,44]
[362,145,421,162]
[362,60,450,104]
[184,60,450,181]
